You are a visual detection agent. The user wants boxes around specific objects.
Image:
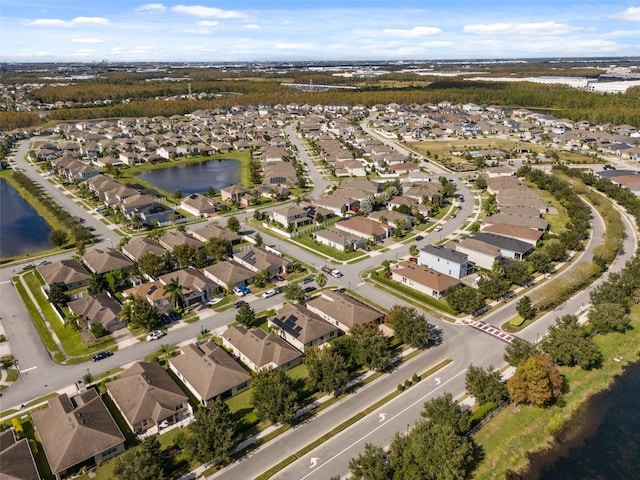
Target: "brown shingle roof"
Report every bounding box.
[82,248,133,274]
[222,325,302,370]
[306,291,384,331]
[36,259,90,287]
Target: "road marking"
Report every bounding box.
[309,457,319,469]
[20,366,37,373]
[0,280,10,285]
[299,365,465,480]
[357,282,365,287]
[435,377,441,385]
[379,413,386,422]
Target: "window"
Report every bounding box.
[175,403,183,411]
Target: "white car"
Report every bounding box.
[146,330,165,342]
[233,286,245,297]
[434,226,443,232]
[262,289,276,298]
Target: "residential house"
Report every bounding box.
[220,325,303,371]
[419,245,475,280]
[335,217,393,242]
[37,259,90,290]
[158,230,205,252]
[191,222,241,245]
[67,292,125,333]
[130,202,176,225]
[220,184,250,204]
[159,267,217,307]
[82,248,133,275]
[484,213,549,232]
[169,342,250,405]
[313,193,360,217]
[121,237,166,262]
[314,228,365,252]
[481,223,544,247]
[180,193,222,217]
[0,428,41,480]
[123,281,171,311]
[306,290,384,333]
[463,232,533,261]
[267,303,341,352]
[268,205,313,228]
[233,247,293,277]
[453,237,502,271]
[391,261,460,299]
[203,260,255,291]
[31,390,125,480]
[106,362,191,435]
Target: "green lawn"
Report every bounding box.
[372,272,456,315]
[295,232,367,262]
[473,307,640,479]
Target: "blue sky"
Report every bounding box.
[1,1,640,62]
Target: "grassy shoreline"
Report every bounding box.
[472,306,640,479]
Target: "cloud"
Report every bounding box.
[27,16,109,27]
[244,24,260,30]
[464,21,575,36]
[613,7,640,21]
[171,5,246,19]
[382,26,442,37]
[71,38,104,44]
[197,20,219,27]
[274,42,316,51]
[134,3,167,12]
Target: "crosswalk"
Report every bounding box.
[468,320,514,343]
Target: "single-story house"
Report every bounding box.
[465,232,533,260]
[221,325,302,371]
[306,290,384,333]
[335,217,393,242]
[31,390,125,480]
[180,193,222,217]
[267,303,341,352]
[121,237,166,262]
[391,262,460,299]
[82,248,133,275]
[481,222,544,247]
[202,260,255,291]
[123,281,171,311]
[169,342,250,405]
[191,222,241,245]
[37,259,90,290]
[158,267,217,306]
[314,228,365,252]
[158,230,204,252]
[233,247,293,277]
[107,361,191,435]
[67,292,126,333]
[0,428,41,480]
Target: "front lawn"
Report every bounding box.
[295,233,368,262]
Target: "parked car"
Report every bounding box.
[160,314,172,325]
[92,351,113,362]
[408,257,418,264]
[434,226,443,232]
[240,285,251,295]
[273,275,285,282]
[321,265,333,274]
[87,226,96,231]
[234,300,246,309]
[302,276,314,284]
[304,286,316,293]
[146,330,165,342]
[262,289,277,298]
[233,286,246,297]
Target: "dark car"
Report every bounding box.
[160,314,172,325]
[274,286,283,294]
[273,275,285,282]
[234,300,246,309]
[92,351,113,362]
[302,276,314,284]
[86,226,96,231]
[304,286,316,293]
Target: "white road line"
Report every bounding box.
[0,280,11,285]
[20,366,37,373]
[299,364,466,480]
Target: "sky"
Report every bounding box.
[1,1,640,63]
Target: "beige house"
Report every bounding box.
[37,259,90,290]
[169,342,250,405]
[335,217,393,243]
[306,290,384,333]
[233,246,293,277]
[220,184,250,204]
[82,248,133,275]
[221,325,302,371]
[121,236,166,262]
[67,292,126,333]
[267,303,340,352]
[391,262,460,299]
[191,222,241,245]
[203,260,255,291]
[123,281,171,310]
[158,267,217,307]
[31,390,125,480]
[180,193,222,217]
[0,428,41,480]
[106,362,191,435]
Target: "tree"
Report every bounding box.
[507,352,563,406]
[503,261,532,286]
[88,272,108,295]
[253,269,271,288]
[475,176,488,190]
[139,252,164,279]
[482,193,498,215]
[173,189,183,200]
[516,296,536,321]
[349,443,392,480]
[120,295,159,331]
[254,232,263,247]
[588,302,631,333]
[163,277,185,309]
[207,186,216,197]
[316,272,327,291]
[541,314,602,369]
[527,250,552,274]
[47,283,69,306]
[49,229,68,248]
[227,215,241,233]
[421,393,471,435]
[184,397,238,465]
[304,346,349,394]
[113,437,165,480]
[351,322,391,371]
[90,322,107,338]
[284,283,306,304]
[504,337,538,367]
[359,195,375,215]
[205,238,232,262]
[105,268,125,293]
[172,244,197,269]
[477,274,511,301]
[545,240,567,263]
[251,368,298,425]
[465,364,508,404]
[409,244,419,258]
[389,421,476,480]
[235,302,256,327]
[446,285,485,315]
[388,306,432,348]
[75,240,86,259]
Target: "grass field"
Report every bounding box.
[473,306,640,479]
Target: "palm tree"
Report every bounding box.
[163,277,186,309]
[316,272,327,291]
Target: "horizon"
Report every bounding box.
[1,1,640,63]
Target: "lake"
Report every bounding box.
[138,159,241,195]
[524,360,640,480]
[0,177,52,258]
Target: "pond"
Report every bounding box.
[138,159,241,195]
[0,177,52,258]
